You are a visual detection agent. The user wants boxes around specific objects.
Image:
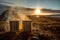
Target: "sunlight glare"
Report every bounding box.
[35,8,41,15]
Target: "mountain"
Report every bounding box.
[0,4,60,18]
[0,4,10,15]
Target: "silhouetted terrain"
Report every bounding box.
[28,15,60,40]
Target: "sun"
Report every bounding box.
[35,8,41,15]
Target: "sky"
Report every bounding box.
[0,0,60,10]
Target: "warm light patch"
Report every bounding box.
[35,8,41,15]
[19,22,23,30]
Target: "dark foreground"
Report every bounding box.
[0,30,60,40]
[0,32,50,40]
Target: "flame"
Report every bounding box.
[19,22,23,30]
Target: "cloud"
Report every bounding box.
[0,1,15,6]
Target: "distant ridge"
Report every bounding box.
[0,4,60,15]
[24,8,60,13]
